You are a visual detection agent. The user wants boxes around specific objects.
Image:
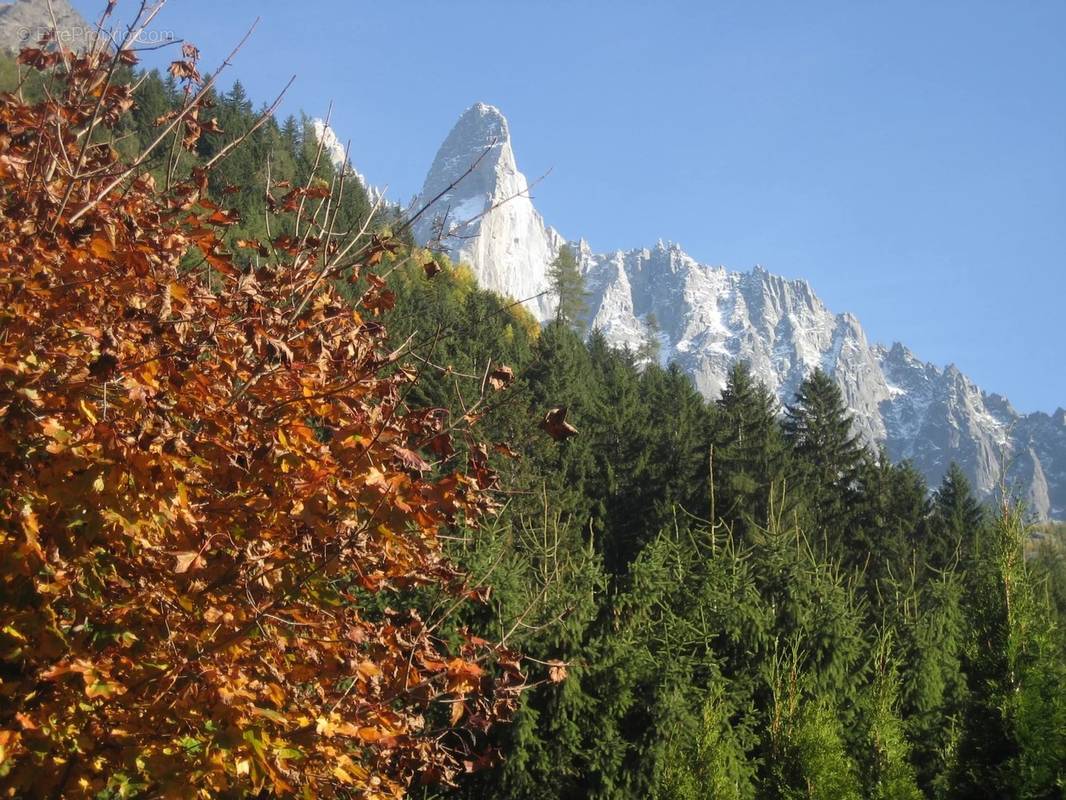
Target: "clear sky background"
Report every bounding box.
[74,1,1065,413]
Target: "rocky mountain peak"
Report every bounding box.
[0,0,90,53]
[411,103,1065,519]
[309,118,385,206]
[411,103,563,321]
[452,102,510,146]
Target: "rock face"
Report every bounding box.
[412,103,1066,520]
[411,103,564,321]
[309,118,385,207]
[0,0,90,53]
[578,243,893,443]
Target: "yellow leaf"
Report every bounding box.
[85,680,125,699]
[20,505,43,559]
[0,730,21,765]
[250,706,288,725]
[169,281,189,304]
[236,758,251,776]
[450,700,465,726]
[356,660,381,679]
[78,399,98,424]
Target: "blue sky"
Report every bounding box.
[76,1,1065,412]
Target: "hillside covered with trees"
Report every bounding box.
[0,10,1064,799]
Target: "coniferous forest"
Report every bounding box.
[0,14,1064,800]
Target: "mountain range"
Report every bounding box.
[4,0,1060,520]
[393,102,1065,520]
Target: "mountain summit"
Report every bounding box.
[0,0,90,53]
[412,105,1063,516]
[411,102,564,321]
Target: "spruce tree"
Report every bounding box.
[224,79,253,115]
[893,573,968,797]
[764,646,862,800]
[860,633,924,800]
[655,686,756,800]
[926,463,984,572]
[783,368,867,552]
[640,363,715,532]
[853,455,930,590]
[712,362,789,535]
[953,506,1066,798]
[586,333,653,573]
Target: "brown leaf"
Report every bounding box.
[487,365,515,392]
[172,551,202,574]
[168,59,201,83]
[547,660,568,683]
[540,406,579,441]
[395,447,431,473]
[493,442,521,460]
[0,46,527,795]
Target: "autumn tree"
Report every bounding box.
[0,10,527,798]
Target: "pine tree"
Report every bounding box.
[764,646,862,800]
[861,633,924,800]
[783,368,867,554]
[655,686,756,800]
[638,312,663,365]
[926,463,984,572]
[548,243,589,329]
[712,362,789,535]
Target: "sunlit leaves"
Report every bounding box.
[0,24,525,800]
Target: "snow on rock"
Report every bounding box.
[412,103,1066,519]
[410,103,564,321]
[309,118,385,206]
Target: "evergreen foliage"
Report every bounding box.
[783,368,867,550]
[548,243,590,328]
[927,463,985,572]
[712,361,789,536]
[5,46,1062,799]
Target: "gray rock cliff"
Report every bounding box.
[413,103,1065,519]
